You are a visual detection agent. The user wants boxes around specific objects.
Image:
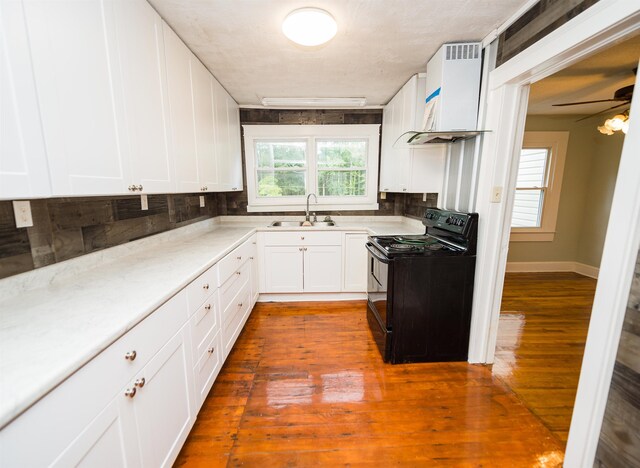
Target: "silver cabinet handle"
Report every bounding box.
[236,271,241,276]
[203,283,209,290]
[134,377,145,388]
[125,350,137,361]
[205,304,212,310]
[124,387,136,398]
[207,347,215,354]
[236,256,242,260]
[249,256,254,260]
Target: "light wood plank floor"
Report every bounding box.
[176,301,565,467]
[494,272,596,445]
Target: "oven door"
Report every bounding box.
[366,242,393,361]
[366,243,392,328]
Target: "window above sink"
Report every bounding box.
[243,124,380,212]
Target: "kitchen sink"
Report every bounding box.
[269,220,336,227]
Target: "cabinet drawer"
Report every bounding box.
[189,290,219,360]
[194,331,222,409]
[219,260,251,313]
[186,263,218,314]
[263,231,342,246]
[217,236,255,286]
[222,283,252,357]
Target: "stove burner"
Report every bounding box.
[428,243,444,250]
[389,243,418,250]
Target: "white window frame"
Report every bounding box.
[243,124,380,212]
[510,131,569,241]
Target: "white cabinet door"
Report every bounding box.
[263,246,303,292]
[226,95,243,191]
[23,0,130,196]
[163,23,199,193]
[121,325,195,468]
[303,245,342,292]
[343,233,368,292]
[51,397,137,468]
[191,59,218,192]
[0,0,50,199]
[250,243,259,305]
[212,78,231,191]
[114,0,173,194]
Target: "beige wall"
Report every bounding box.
[507,115,623,267]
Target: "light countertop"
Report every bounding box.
[0,216,423,428]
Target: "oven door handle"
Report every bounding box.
[366,243,391,264]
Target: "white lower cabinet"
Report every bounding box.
[0,237,259,467]
[120,325,195,468]
[343,233,369,292]
[261,232,343,293]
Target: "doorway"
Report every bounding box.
[492,36,637,447]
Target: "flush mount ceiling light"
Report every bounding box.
[260,97,366,108]
[598,111,630,135]
[282,8,337,46]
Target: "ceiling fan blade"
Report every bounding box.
[575,102,630,122]
[553,98,629,107]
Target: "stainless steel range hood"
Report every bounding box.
[397,130,487,145]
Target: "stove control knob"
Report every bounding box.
[445,217,452,224]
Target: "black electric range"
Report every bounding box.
[366,208,478,364]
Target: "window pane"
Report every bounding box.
[257,170,306,197]
[317,140,366,168]
[511,189,544,227]
[318,170,366,196]
[516,148,548,188]
[256,141,306,169]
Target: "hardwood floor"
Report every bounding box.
[494,272,596,445]
[176,301,564,467]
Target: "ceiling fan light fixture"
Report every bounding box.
[598,111,629,136]
[282,8,337,46]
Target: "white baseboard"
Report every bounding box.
[505,261,599,279]
[258,292,366,302]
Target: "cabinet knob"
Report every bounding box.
[203,283,209,290]
[124,350,137,361]
[299,247,303,251]
[301,236,305,240]
[128,185,136,192]
[236,271,241,276]
[249,256,254,260]
[403,188,407,191]
[124,387,137,398]
[205,304,212,310]
[236,256,242,260]
[383,188,389,191]
[304,247,308,251]
[238,302,243,308]
[232,187,238,190]
[134,377,146,388]
[207,347,215,354]
[137,185,143,191]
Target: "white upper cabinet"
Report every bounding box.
[0,0,51,199]
[213,79,243,192]
[23,0,130,196]
[191,59,218,192]
[163,23,199,193]
[113,0,173,194]
[379,74,446,195]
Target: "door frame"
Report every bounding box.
[467,1,640,465]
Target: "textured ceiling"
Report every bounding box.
[147,0,528,106]
[527,34,640,115]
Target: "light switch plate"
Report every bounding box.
[199,195,205,207]
[13,200,33,228]
[422,193,427,202]
[380,192,387,200]
[491,186,503,203]
[140,194,148,211]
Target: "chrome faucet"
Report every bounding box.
[305,193,317,221]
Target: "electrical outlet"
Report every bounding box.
[380,192,387,200]
[422,193,427,202]
[13,200,33,228]
[140,194,148,211]
[491,186,503,203]
[199,195,205,207]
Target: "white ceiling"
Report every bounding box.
[527,34,640,115]
[147,0,528,106]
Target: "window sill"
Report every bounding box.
[510,230,555,242]
[247,203,380,213]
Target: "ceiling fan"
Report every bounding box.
[552,68,636,121]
